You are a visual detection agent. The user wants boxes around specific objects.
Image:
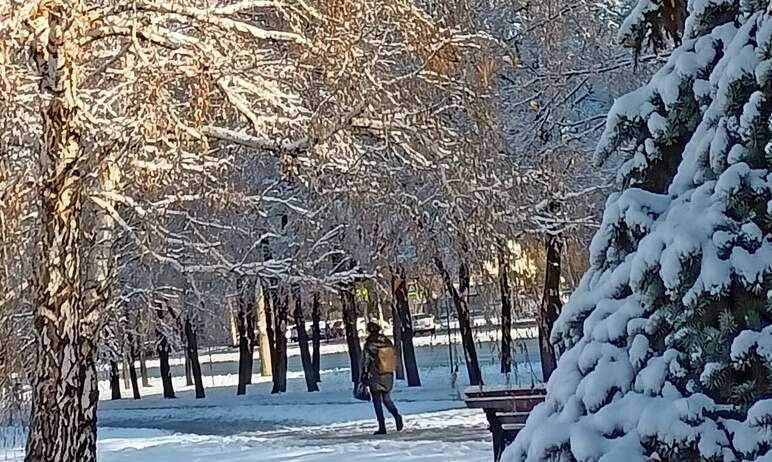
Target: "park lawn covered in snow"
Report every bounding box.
[89,360,540,462]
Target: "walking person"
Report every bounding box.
[360,321,404,435]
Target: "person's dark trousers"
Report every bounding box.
[372,391,402,433]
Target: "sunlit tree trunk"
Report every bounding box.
[255,281,273,377]
[25,6,115,459]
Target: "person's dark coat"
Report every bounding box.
[360,333,396,393]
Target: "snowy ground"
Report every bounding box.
[4,340,541,461]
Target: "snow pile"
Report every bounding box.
[506,3,772,461]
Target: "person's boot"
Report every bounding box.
[374,420,387,435]
[395,414,404,432]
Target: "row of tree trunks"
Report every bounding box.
[539,234,563,382]
[393,269,421,386]
[236,277,256,395]
[498,246,513,374]
[184,318,206,399]
[311,292,322,383]
[435,256,483,386]
[340,288,362,385]
[294,289,319,392]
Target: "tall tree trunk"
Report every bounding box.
[184,319,206,399]
[311,292,322,383]
[435,256,483,386]
[139,343,150,388]
[294,289,319,392]
[272,289,289,393]
[264,283,278,375]
[340,288,362,384]
[26,9,117,459]
[539,234,563,382]
[498,246,513,374]
[157,330,176,399]
[394,269,420,386]
[255,281,273,377]
[390,277,405,380]
[126,334,141,399]
[236,277,255,395]
[127,356,141,400]
[110,361,122,400]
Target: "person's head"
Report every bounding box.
[366,321,381,335]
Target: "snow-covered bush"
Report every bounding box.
[505,1,772,461]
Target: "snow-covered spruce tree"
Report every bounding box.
[505,1,772,461]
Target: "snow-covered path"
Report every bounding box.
[98,408,492,462]
[93,361,539,462]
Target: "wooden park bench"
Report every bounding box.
[463,384,546,461]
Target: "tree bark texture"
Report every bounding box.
[25,6,112,460]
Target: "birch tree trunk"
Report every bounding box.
[25,5,113,460]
